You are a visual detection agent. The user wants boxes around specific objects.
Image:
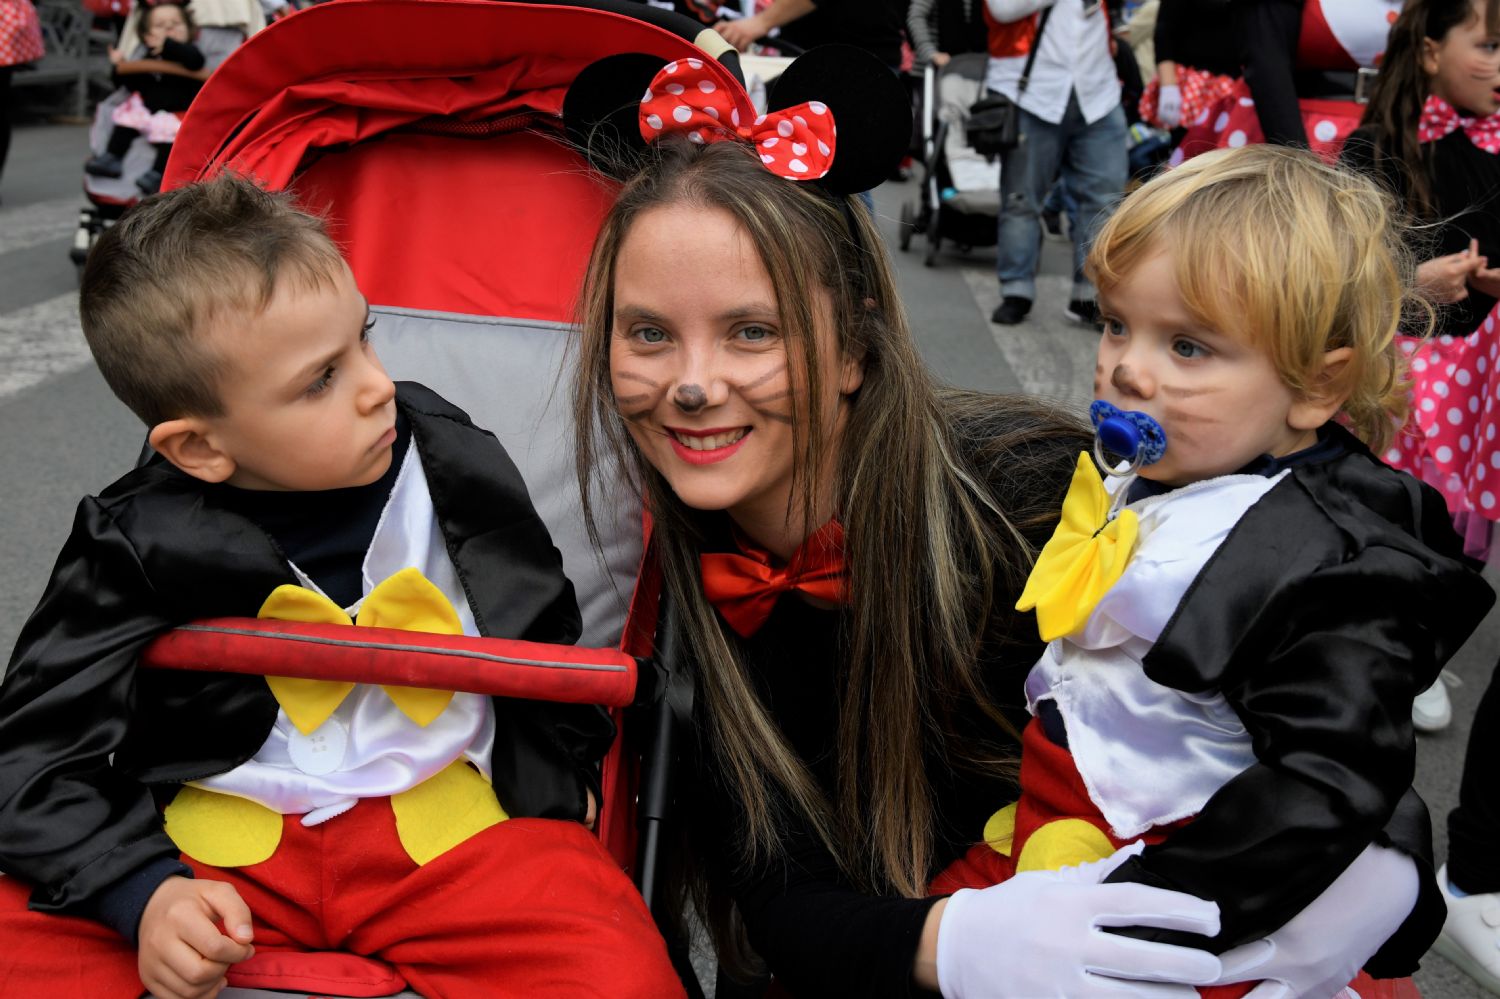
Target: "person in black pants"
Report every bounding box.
[1435,661,1500,993]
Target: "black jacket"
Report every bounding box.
[1108,425,1494,973]
[0,382,613,918]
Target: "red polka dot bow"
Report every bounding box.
[1418,95,1500,154]
[639,57,837,181]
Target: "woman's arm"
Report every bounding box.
[907,0,943,68]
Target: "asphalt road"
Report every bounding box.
[1,117,1496,999]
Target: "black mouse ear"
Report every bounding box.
[767,44,912,196]
[562,53,666,180]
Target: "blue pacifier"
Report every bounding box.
[1089,400,1167,475]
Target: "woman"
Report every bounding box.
[568,51,1428,997]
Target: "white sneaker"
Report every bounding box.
[1433,863,1500,995]
[1413,676,1453,733]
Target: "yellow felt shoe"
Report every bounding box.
[981,802,1019,857]
[390,760,508,865]
[1015,452,1139,642]
[164,786,283,868]
[1015,818,1116,874]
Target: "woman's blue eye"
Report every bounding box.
[738,326,772,342]
[636,327,666,344]
[1172,339,1206,359]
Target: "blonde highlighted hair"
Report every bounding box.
[1086,145,1427,452]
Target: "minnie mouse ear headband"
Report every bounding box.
[563,43,911,197]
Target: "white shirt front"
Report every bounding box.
[1024,471,1287,839]
[195,445,496,825]
[983,0,1121,125]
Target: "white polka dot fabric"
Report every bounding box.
[1387,303,1500,520]
[637,58,836,181]
[1417,94,1500,154]
[0,0,45,68]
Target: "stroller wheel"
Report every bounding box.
[898,202,915,252]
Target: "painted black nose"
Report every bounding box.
[674,384,707,412]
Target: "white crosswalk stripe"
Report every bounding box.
[0,292,92,400]
[0,196,85,258]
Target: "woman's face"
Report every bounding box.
[1424,3,1500,116]
[608,203,862,544]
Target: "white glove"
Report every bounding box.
[936,842,1222,999]
[1156,84,1182,128]
[1210,842,1420,999]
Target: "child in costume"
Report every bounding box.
[1341,0,1500,560]
[85,2,206,195]
[936,145,1494,999]
[0,175,681,999]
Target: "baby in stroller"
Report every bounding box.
[0,174,681,999]
[84,2,204,194]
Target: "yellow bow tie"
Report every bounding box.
[258,568,461,734]
[1015,453,1139,642]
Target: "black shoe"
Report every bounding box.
[1065,298,1100,326]
[135,169,164,195]
[1041,208,1063,237]
[85,152,125,178]
[991,296,1032,325]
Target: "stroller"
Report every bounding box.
[50,0,742,993]
[898,52,998,268]
[69,0,263,273]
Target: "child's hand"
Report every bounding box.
[107,45,124,65]
[1418,241,1485,304]
[584,787,598,831]
[1469,261,1500,300]
[138,876,255,999]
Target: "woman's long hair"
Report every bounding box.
[1360,0,1500,217]
[572,140,1071,939]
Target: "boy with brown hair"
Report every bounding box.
[0,174,681,999]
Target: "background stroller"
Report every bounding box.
[69,0,263,273]
[26,0,746,993]
[898,52,998,268]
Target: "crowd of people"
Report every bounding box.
[0,0,1497,997]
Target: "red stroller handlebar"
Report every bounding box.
[140,618,639,707]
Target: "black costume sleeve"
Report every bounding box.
[699,765,940,999]
[1153,0,1187,66]
[0,498,186,919]
[1234,0,1306,145]
[158,38,205,71]
[1107,459,1493,970]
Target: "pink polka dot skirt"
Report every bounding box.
[1387,301,1500,528]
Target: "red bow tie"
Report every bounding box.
[1418,95,1500,154]
[638,57,837,182]
[700,521,848,637]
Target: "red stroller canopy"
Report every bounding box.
[165,0,733,320]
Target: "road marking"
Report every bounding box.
[960,266,1099,410]
[0,293,92,400]
[0,197,85,258]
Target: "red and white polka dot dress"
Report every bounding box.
[1386,301,1500,546]
[1168,80,1361,166]
[0,0,45,69]
[1138,66,1236,132]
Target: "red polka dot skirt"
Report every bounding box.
[1168,79,1361,167]
[0,0,45,69]
[1386,301,1500,554]
[1138,66,1235,132]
